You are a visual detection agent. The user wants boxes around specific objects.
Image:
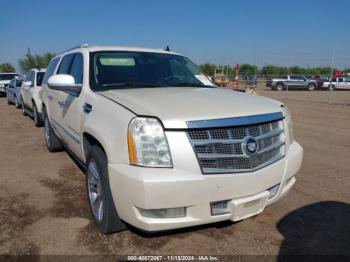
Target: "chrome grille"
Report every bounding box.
[187,120,285,174]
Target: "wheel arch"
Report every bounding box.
[275,82,285,90]
[82,132,109,163]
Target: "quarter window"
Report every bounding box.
[43,57,60,85]
[58,54,75,74]
[69,54,84,84]
[57,53,83,84]
[25,71,34,82]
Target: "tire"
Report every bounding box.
[86,145,127,234]
[308,83,316,91]
[7,94,11,105]
[21,97,27,116]
[14,96,20,109]
[276,83,284,91]
[329,84,335,91]
[44,116,63,152]
[33,103,43,127]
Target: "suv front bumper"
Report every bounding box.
[108,141,303,232]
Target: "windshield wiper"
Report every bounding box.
[168,82,214,88]
[101,82,166,89]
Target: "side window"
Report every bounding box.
[69,54,84,84]
[36,72,45,86]
[338,78,343,82]
[58,54,75,74]
[42,57,60,85]
[291,76,302,80]
[25,71,34,82]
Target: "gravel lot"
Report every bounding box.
[0,90,349,258]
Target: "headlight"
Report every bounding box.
[128,117,172,167]
[284,107,294,144]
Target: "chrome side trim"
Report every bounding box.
[51,118,81,144]
[186,112,284,129]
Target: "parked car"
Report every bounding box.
[21,68,47,126]
[41,44,303,234]
[6,77,24,108]
[270,75,318,91]
[0,73,19,96]
[322,77,350,90]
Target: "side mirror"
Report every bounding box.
[48,74,82,93]
[23,81,33,88]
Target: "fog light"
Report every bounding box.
[138,207,186,218]
[211,200,230,215]
[268,184,280,199]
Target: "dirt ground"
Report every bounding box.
[0,90,349,258]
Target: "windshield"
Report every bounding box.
[90,51,215,90]
[36,72,45,86]
[0,74,18,81]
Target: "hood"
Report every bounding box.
[99,87,284,129]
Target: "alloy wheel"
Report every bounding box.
[87,160,104,222]
[33,106,38,125]
[44,118,51,148]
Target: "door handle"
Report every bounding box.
[58,101,65,108]
[83,103,92,113]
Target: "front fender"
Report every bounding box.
[81,93,135,164]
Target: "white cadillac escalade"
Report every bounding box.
[41,44,303,234]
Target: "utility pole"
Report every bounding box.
[254,54,258,90]
[328,52,335,104]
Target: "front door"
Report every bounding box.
[54,52,85,159]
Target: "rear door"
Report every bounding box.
[42,57,62,137]
[288,75,299,87]
[22,70,34,107]
[290,75,306,88]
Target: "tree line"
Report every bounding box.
[0,51,347,77]
[199,63,345,77]
[0,50,55,73]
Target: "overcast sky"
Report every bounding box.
[1,0,349,71]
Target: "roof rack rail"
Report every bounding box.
[59,43,89,54]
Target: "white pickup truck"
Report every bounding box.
[41,45,303,234]
[322,77,350,90]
